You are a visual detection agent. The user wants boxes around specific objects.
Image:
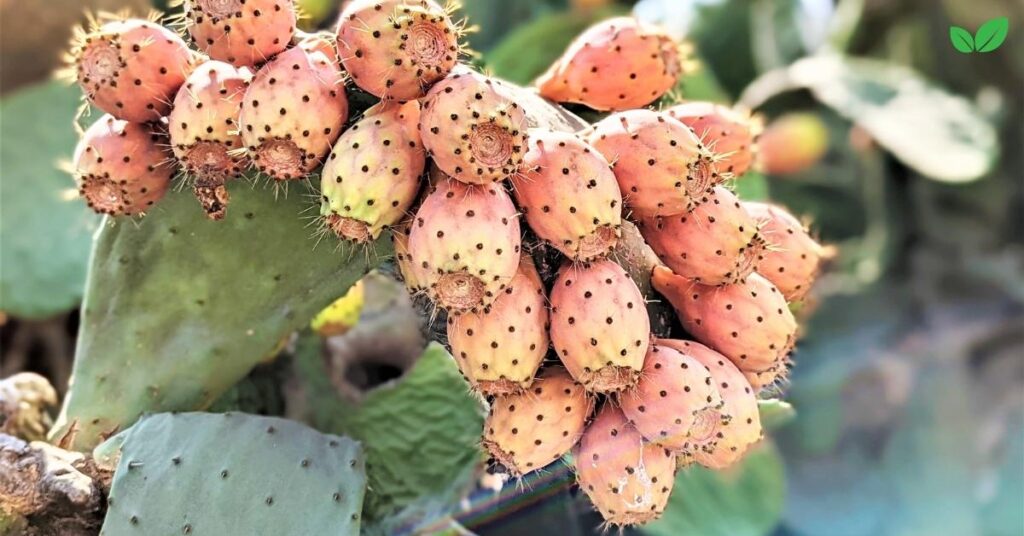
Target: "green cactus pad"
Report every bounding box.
[296,340,485,523]
[50,183,389,451]
[0,81,99,318]
[98,412,366,536]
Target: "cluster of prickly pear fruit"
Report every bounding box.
[60,5,827,528]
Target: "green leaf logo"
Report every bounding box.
[950,17,1009,53]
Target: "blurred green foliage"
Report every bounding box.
[0,82,98,318]
[294,339,485,527]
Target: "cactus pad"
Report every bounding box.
[99,412,366,535]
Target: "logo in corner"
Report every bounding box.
[950,17,1009,53]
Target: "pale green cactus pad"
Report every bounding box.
[50,182,389,451]
[99,412,366,536]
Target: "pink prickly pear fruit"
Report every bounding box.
[392,221,428,293]
[407,177,521,313]
[537,17,682,111]
[483,367,593,476]
[667,102,759,179]
[420,67,528,185]
[657,339,762,469]
[239,41,348,180]
[651,266,797,376]
[511,129,622,261]
[617,344,726,453]
[337,0,460,101]
[756,112,829,175]
[168,60,251,220]
[73,114,173,216]
[744,202,826,302]
[69,17,195,122]
[183,0,296,68]
[637,186,764,286]
[321,101,425,243]
[574,404,677,526]
[585,109,718,219]
[550,260,650,393]
[448,256,549,395]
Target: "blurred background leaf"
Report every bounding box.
[642,441,785,536]
[0,82,98,318]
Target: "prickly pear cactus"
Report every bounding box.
[98,412,367,535]
[50,184,387,451]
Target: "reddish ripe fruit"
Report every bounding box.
[321,101,425,243]
[73,114,173,216]
[550,260,650,393]
[658,339,762,469]
[756,112,829,175]
[420,68,528,185]
[586,109,717,219]
[70,18,194,122]
[483,367,593,476]
[239,40,349,180]
[511,129,622,261]
[574,404,676,526]
[638,187,764,286]
[618,344,726,453]
[407,177,521,313]
[744,202,825,301]
[169,60,251,220]
[447,257,549,395]
[651,266,796,381]
[184,0,296,67]
[667,102,759,178]
[537,17,681,111]
[337,0,459,101]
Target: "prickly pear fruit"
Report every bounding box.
[321,101,425,242]
[69,17,194,122]
[183,0,297,67]
[420,68,527,185]
[586,109,717,218]
[511,129,622,261]
[537,17,681,111]
[756,112,829,175]
[744,202,825,301]
[168,60,251,220]
[73,114,173,216]
[337,0,460,101]
[667,102,759,178]
[482,367,593,476]
[657,339,762,469]
[239,39,348,180]
[408,177,521,312]
[574,404,676,526]
[637,186,764,286]
[550,260,650,393]
[618,344,726,453]
[651,266,796,378]
[448,257,549,395]
[392,222,427,292]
